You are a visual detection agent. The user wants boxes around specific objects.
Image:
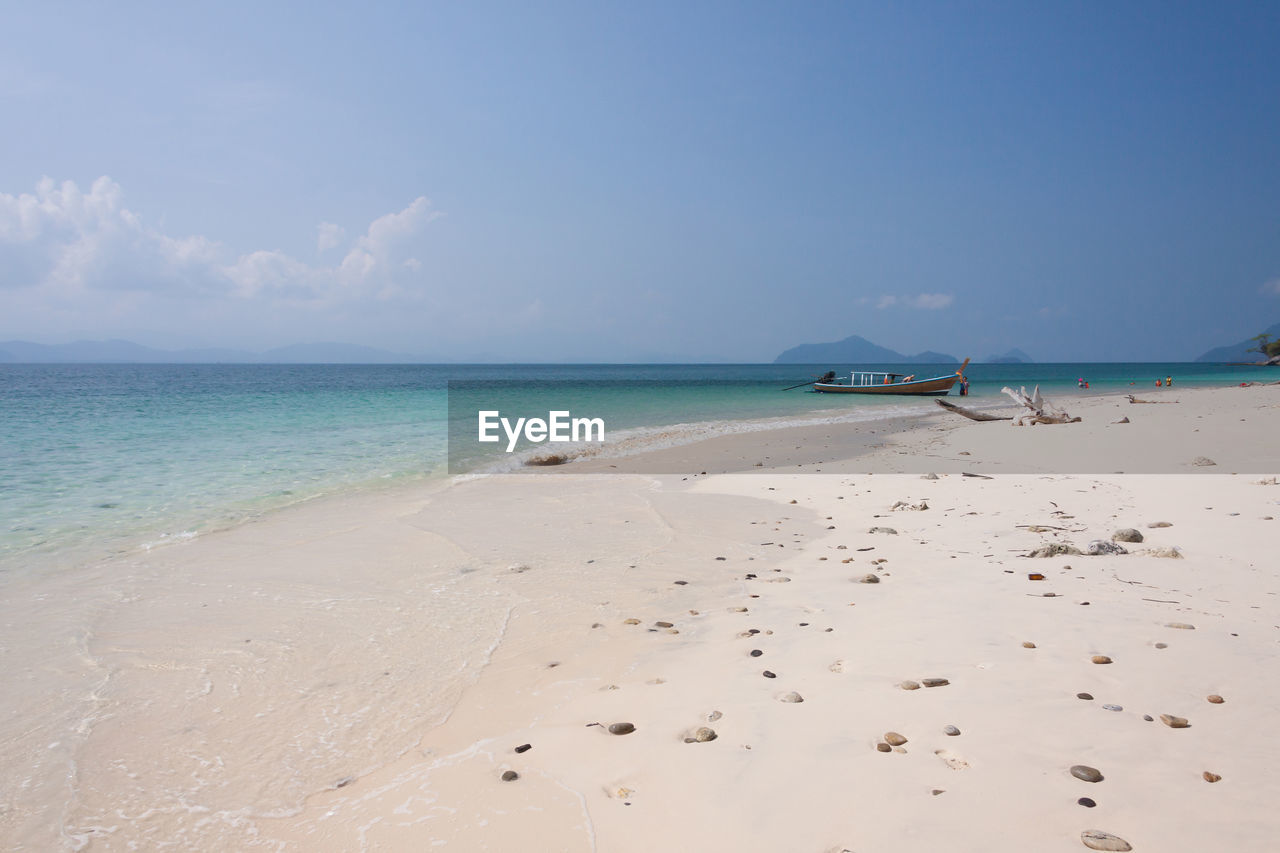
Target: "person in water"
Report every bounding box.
[959,377,969,396]
[1166,376,1173,386]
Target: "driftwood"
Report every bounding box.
[1127,395,1178,404]
[1000,386,1081,426]
[934,399,1013,421]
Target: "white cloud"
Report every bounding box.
[873,293,953,310]
[317,222,344,252]
[1261,278,1280,297]
[0,176,439,309]
[908,293,953,310]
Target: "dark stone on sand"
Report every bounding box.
[859,574,881,584]
[1203,771,1222,783]
[1091,655,1113,664]
[876,742,892,752]
[1160,714,1190,728]
[674,580,688,585]
[763,670,777,678]
[501,770,519,781]
[1077,693,1094,700]
[1143,714,1153,721]
[655,621,674,628]
[1071,765,1104,783]
[608,722,636,735]
[1078,797,1096,808]
[334,776,355,788]
[1207,694,1224,704]
[922,678,949,688]
[943,725,960,736]
[750,649,763,657]
[515,743,532,753]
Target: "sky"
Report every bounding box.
[1,1,1278,362]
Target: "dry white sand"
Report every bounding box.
[2,383,1278,851]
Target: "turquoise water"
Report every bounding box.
[1,361,1273,573]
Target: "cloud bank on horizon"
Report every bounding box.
[0,3,1277,362]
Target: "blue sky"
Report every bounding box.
[1,1,1277,361]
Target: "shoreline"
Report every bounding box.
[1,382,1278,850]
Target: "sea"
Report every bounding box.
[1,361,1273,577]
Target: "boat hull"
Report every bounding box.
[812,374,960,395]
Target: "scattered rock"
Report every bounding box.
[868,527,898,534]
[1203,771,1222,783]
[876,742,892,752]
[1154,642,1168,649]
[750,649,763,657]
[883,732,908,746]
[1078,797,1097,808]
[684,727,718,743]
[1087,540,1128,556]
[1029,543,1083,557]
[943,725,960,736]
[514,743,532,754]
[1147,521,1173,528]
[1111,416,1130,424]
[1160,714,1190,728]
[1023,641,1037,649]
[900,680,921,691]
[859,574,881,584]
[509,563,531,573]
[334,776,355,789]
[1144,546,1183,558]
[922,473,939,480]
[1207,694,1224,704]
[1165,622,1195,630]
[707,710,722,722]
[762,670,777,679]
[1102,704,1123,712]
[608,722,636,735]
[501,770,519,781]
[1071,765,1104,783]
[1078,693,1094,700]
[730,606,748,613]
[1091,656,1113,665]
[1143,714,1153,721]
[922,677,950,688]
[623,618,641,625]
[654,621,674,628]
[779,692,804,703]
[1081,830,1132,851]
[1112,528,1144,543]
[1191,456,1217,467]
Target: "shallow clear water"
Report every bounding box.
[1,361,1271,573]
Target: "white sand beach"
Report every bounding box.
[3,383,1279,851]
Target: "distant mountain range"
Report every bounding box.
[0,340,420,364]
[1195,321,1280,363]
[775,335,998,364]
[983,348,1034,364]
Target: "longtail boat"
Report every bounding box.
[812,358,969,396]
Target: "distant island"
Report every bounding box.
[1195,322,1280,364]
[983,348,1034,364]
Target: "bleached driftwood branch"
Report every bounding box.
[1000,385,1082,426]
[934,399,1013,422]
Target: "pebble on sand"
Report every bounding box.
[1165,622,1195,630]
[1207,694,1225,704]
[1192,456,1217,467]
[608,722,637,735]
[943,725,960,736]
[884,732,907,746]
[514,743,532,754]
[1160,714,1190,728]
[763,670,777,678]
[1077,693,1094,700]
[1070,765,1104,783]
[779,692,804,703]
[1147,521,1173,528]
[1078,797,1096,808]
[1203,771,1222,783]
[868,526,898,534]
[1112,528,1144,543]
[1023,641,1037,649]
[654,621,674,628]
[922,677,950,687]
[859,574,881,584]
[501,771,519,782]
[899,680,921,690]
[876,742,891,752]
[624,618,641,625]
[1091,655,1113,664]
[684,727,718,743]
[1081,829,1132,851]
